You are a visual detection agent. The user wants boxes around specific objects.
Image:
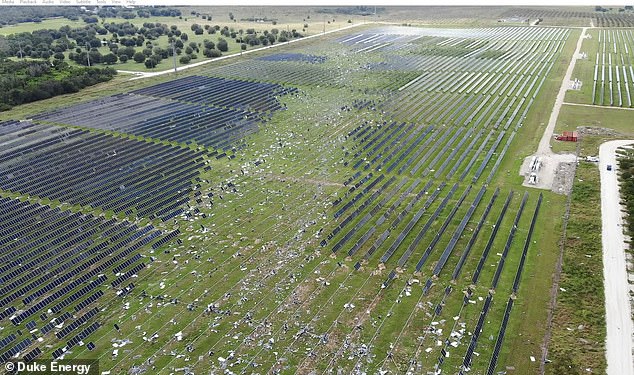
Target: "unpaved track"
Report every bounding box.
[599,140,634,375]
[537,27,587,156]
[563,101,634,112]
[520,28,586,191]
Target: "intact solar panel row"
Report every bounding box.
[152,229,181,249]
[40,312,72,335]
[0,306,16,320]
[0,196,178,350]
[34,94,260,149]
[23,347,42,362]
[1,238,94,292]
[111,263,146,287]
[113,254,142,275]
[1,213,87,265]
[17,234,145,308]
[67,321,100,349]
[50,275,108,314]
[56,308,99,339]
[0,334,16,350]
[131,75,297,112]
[258,53,327,64]
[0,338,31,363]
[74,290,104,313]
[0,122,205,221]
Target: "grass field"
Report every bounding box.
[0,11,623,375]
[546,84,634,374]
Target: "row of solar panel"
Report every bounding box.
[57,308,99,339]
[0,122,205,221]
[40,312,73,335]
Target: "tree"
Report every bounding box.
[241,43,247,51]
[185,46,194,55]
[203,48,221,58]
[229,12,234,20]
[103,53,118,64]
[203,40,215,49]
[217,38,228,52]
[180,33,188,41]
[179,55,191,64]
[119,54,128,63]
[133,51,146,63]
[144,58,157,68]
[53,52,65,60]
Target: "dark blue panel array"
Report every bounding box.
[131,75,297,112]
[257,53,326,64]
[0,195,179,358]
[0,338,31,363]
[33,94,259,150]
[23,347,42,362]
[0,121,205,221]
[56,308,98,339]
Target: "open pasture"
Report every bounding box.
[0,22,576,375]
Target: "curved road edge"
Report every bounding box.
[599,139,634,375]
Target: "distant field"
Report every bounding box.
[0,17,84,34]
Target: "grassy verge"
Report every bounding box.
[553,103,634,154]
[547,161,606,374]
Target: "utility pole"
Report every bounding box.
[323,16,326,34]
[17,41,23,59]
[85,43,91,67]
[171,39,177,73]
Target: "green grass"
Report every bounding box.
[1,12,349,73]
[0,17,84,34]
[544,79,634,374]
[547,162,607,375]
[0,19,599,375]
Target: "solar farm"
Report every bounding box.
[0,17,604,375]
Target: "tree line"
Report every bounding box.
[0,59,116,111]
[0,19,303,69]
[0,6,181,26]
[618,152,634,248]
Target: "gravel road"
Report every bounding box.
[599,140,634,375]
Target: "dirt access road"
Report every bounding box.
[520,28,588,193]
[600,140,634,375]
